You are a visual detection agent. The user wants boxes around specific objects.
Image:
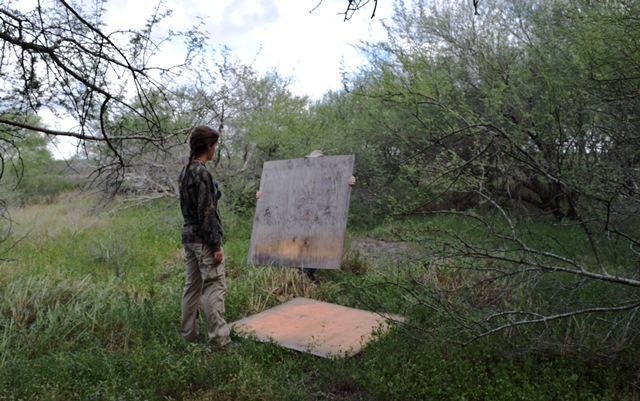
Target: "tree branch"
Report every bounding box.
[0,117,160,142]
[469,302,640,344]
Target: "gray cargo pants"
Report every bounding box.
[181,243,230,346]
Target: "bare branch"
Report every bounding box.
[0,117,158,142]
[471,302,640,344]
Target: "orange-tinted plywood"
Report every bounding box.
[230,297,402,358]
[248,155,355,270]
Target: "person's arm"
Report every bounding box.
[196,168,222,253]
[211,182,224,263]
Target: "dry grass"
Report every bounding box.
[416,257,517,311]
[237,266,342,317]
[8,191,112,240]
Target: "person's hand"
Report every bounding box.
[213,249,224,264]
[348,176,356,186]
[256,191,262,199]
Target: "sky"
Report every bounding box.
[103,0,396,99]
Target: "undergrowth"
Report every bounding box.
[0,194,638,400]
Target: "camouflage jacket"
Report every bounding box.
[178,160,223,250]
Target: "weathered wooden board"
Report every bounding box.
[248,155,355,269]
[231,297,403,358]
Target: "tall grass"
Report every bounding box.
[0,194,637,400]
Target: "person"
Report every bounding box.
[255,150,356,281]
[178,125,236,349]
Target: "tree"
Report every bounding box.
[0,0,206,187]
[341,0,640,353]
[0,119,80,206]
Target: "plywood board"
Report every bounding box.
[248,155,355,270]
[230,297,402,358]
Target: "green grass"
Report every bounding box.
[0,194,638,400]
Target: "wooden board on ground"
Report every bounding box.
[248,155,355,270]
[230,297,402,358]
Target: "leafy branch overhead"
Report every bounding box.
[0,0,206,174]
